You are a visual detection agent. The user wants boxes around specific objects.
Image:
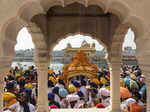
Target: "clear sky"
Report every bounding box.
[15,27,136,51]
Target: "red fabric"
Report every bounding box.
[49,105,58,109]
[130,104,144,112]
[96,103,105,108]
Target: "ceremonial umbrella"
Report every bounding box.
[120,87,130,99]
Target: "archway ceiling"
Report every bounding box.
[0,0,149,31]
[47,3,109,17]
[30,3,114,51]
[0,0,149,40]
[0,0,150,56]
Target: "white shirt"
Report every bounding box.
[55,84,64,88]
[8,102,20,112]
[101,97,110,107]
[60,98,67,108]
[122,98,136,106]
[86,93,93,107]
[80,86,88,101]
[98,88,110,98]
[120,103,128,111]
[48,87,54,93]
[137,100,144,108]
[19,103,35,112]
[54,94,61,103]
[32,88,36,97]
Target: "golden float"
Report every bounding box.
[64,50,98,84]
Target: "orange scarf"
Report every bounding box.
[130,104,144,112]
[6,99,17,108]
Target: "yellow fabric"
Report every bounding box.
[92,78,100,85]
[3,92,16,102]
[7,72,11,76]
[100,77,107,85]
[68,84,76,93]
[105,86,110,90]
[120,79,125,87]
[48,69,53,74]
[130,73,136,80]
[141,74,145,77]
[56,78,59,83]
[16,73,20,77]
[25,83,33,89]
[49,76,57,83]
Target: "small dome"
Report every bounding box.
[92,43,95,48]
[81,40,90,48]
[66,43,72,48]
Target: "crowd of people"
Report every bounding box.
[3,64,146,112]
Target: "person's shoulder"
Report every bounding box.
[29,103,36,112]
[29,103,35,109]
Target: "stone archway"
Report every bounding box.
[0,0,150,112]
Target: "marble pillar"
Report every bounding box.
[110,62,121,112]
[145,73,150,112]
[35,49,50,112]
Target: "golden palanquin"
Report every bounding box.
[64,50,98,84]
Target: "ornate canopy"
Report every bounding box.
[64,50,98,84]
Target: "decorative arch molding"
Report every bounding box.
[107,1,131,22]
[124,15,147,40]
[0,17,27,57]
[40,0,108,16]
[2,18,26,42]
[63,0,86,7]
[136,31,150,58]
[108,24,129,62]
[0,0,147,58]
[15,0,146,44]
[49,32,108,57]
[27,23,49,50]
[39,0,65,12]
[17,1,45,23]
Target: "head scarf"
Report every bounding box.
[68,84,77,93]
[59,88,68,98]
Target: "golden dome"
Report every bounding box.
[81,40,90,48]
[64,50,98,83]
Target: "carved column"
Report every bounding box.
[109,58,121,112]
[108,38,123,112]
[136,41,150,112]
[35,49,50,112]
[144,73,150,112]
[0,56,13,112]
[27,23,50,112]
[107,23,128,112]
[138,63,150,112]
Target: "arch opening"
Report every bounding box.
[12,27,35,69]
[2,27,38,111]
[120,28,147,112]
[48,34,111,109]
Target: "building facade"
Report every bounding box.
[64,40,96,57]
[2,1,150,111]
[14,44,137,68]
